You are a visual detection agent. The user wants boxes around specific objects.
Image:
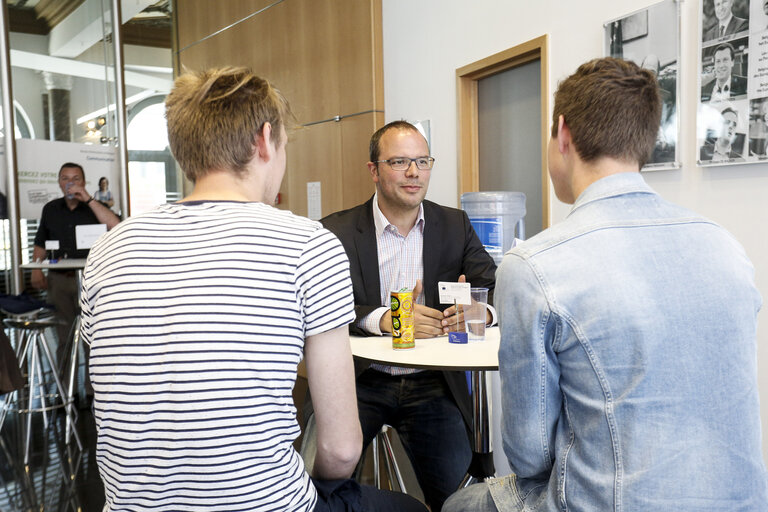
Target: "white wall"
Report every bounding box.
[382,0,768,465]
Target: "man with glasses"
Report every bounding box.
[31,162,119,355]
[319,120,497,511]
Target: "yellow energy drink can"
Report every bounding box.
[390,288,415,350]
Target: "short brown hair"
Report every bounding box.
[369,120,427,163]
[165,67,292,182]
[551,58,661,167]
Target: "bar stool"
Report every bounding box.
[370,425,407,492]
[0,313,83,465]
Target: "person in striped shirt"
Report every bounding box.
[81,67,427,512]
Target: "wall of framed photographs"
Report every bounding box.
[698,0,768,165]
[383,0,768,465]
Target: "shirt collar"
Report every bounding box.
[720,14,733,31]
[372,192,425,237]
[569,172,654,215]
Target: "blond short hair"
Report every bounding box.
[165,67,291,182]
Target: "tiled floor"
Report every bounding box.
[1,321,104,512]
[0,398,104,511]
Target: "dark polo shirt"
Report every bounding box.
[34,197,100,259]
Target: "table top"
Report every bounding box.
[21,258,88,270]
[350,326,499,371]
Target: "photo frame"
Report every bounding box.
[697,0,768,167]
[622,10,649,42]
[604,0,681,171]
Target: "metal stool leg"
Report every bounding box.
[24,340,39,466]
[0,329,32,432]
[379,426,406,493]
[1,314,85,511]
[65,316,81,444]
[37,327,82,452]
[371,432,381,489]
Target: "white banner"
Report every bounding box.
[14,140,119,219]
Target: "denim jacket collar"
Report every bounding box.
[570,172,653,216]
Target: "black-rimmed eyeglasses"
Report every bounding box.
[375,157,435,171]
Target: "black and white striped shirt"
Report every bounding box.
[81,201,355,511]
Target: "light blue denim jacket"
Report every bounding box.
[493,172,768,511]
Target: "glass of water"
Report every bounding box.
[464,287,488,342]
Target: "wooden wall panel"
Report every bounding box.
[175,0,276,51]
[335,0,384,114]
[176,0,381,121]
[340,112,383,210]
[175,0,384,214]
[282,121,343,218]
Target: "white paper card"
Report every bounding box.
[76,224,107,250]
[438,281,471,305]
[45,240,60,250]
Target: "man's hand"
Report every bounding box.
[31,269,47,290]
[378,279,447,338]
[441,274,466,333]
[67,183,91,203]
[412,279,444,338]
[440,274,492,333]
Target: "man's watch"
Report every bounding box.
[85,196,94,204]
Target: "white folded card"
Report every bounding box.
[438,281,471,305]
[76,224,107,250]
[45,240,60,251]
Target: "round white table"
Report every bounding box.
[350,327,500,483]
[20,258,88,271]
[349,326,499,371]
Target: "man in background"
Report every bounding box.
[81,67,426,512]
[445,57,768,511]
[320,120,497,511]
[703,0,748,41]
[32,162,119,351]
[700,106,744,161]
[701,43,747,102]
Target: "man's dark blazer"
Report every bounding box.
[701,74,747,102]
[320,195,497,428]
[704,15,748,42]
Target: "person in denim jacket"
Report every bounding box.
[445,57,768,511]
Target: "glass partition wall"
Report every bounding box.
[0,0,176,297]
[0,2,176,510]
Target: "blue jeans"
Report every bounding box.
[443,482,497,512]
[356,369,471,512]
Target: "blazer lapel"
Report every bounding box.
[354,199,381,306]
[422,201,440,308]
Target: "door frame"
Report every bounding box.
[456,34,550,229]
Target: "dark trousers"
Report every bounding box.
[47,271,91,395]
[313,478,427,512]
[47,271,78,357]
[356,369,472,512]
